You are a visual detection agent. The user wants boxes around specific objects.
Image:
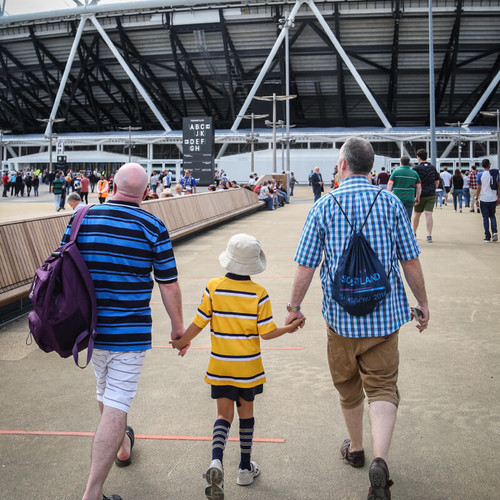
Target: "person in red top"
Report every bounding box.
[80,173,90,204]
[2,172,9,197]
[376,167,390,189]
[468,165,479,213]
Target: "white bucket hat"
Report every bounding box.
[219,233,267,275]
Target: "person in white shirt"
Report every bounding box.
[476,158,500,242]
[440,167,452,205]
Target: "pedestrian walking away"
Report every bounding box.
[285,137,429,500]
[440,167,452,206]
[451,169,464,212]
[311,166,324,202]
[60,163,185,500]
[468,165,480,212]
[476,158,500,242]
[170,233,304,500]
[412,149,440,243]
[387,155,421,221]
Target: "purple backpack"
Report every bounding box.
[27,205,97,368]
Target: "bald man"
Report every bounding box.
[61,163,185,500]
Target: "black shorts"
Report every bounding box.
[211,384,263,407]
[445,186,451,193]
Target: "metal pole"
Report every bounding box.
[128,126,132,162]
[250,113,255,173]
[272,93,277,174]
[497,109,500,170]
[285,11,291,172]
[281,124,285,172]
[429,0,437,168]
[49,122,53,173]
[458,122,461,171]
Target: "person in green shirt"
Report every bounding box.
[51,172,65,211]
[387,156,422,221]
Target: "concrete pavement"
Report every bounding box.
[1,185,499,499]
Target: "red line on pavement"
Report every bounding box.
[152,301,313,305]
[153,345,304,350]
[0,429,284,443]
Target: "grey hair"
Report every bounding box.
[67,192,81,203]
[339,137,375,174]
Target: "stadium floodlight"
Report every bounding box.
[254,94,297,173]
[445,121,472,171]
[37,117,66,173]
[118,125,143,162]
[238,113,268,173]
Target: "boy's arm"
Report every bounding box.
[261,317,305,340]
[170,322,203,355]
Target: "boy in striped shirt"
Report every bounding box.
[171,233,304,500]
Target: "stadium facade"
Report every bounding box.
[0,0,499,177]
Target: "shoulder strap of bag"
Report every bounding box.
[69,205,92,243]
[330,188,383,234]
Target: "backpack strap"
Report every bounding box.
[69,205,92,243]
[360,189,383,233]
[330,193,355,233]
[330,188,383,234]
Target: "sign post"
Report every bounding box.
[182,117,214,185]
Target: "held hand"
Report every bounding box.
[169,339,191,356]
[288,317,306,333]
[285,310,305,327]
[411,305,429,332]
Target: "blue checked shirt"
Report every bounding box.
[294,176,420,338]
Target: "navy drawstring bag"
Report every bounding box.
[328,190,391,317]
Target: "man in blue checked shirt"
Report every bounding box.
[285,137,429,500]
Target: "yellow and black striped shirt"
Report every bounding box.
[193,273,277,388]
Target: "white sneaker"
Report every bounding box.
[204,459,224,500]
[237,461,261,486]
[493,233,498,242]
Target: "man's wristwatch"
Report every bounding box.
[286,303,301,312]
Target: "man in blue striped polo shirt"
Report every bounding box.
[62,163,185,500]
[285,137,429,500]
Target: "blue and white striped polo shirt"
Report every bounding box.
[61,200,178,351]
[294,176,420,338]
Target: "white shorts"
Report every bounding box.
[91,349,147,413]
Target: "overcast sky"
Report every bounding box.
[5,0,133,16]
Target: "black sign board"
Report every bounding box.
[57,155,67,163]
[182,117,214,185]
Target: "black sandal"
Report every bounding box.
[114,426,134,467]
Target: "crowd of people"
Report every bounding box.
[320,152,500,244]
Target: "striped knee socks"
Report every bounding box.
[212,419,231,463]
[239,417,255,471]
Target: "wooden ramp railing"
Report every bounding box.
[0,189,263,307]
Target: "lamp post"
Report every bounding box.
[37,118,66,173]
[238,113,269,174]
[275,120,296,172]
[0,129,11,171]
[118,125,143,162]
[254,94,296,173]
[480,109,500,170]
[445,121,471,171]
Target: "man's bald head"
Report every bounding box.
[113,163,148,201]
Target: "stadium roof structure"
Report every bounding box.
[0,0,499,161]
[1,0,499,131]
